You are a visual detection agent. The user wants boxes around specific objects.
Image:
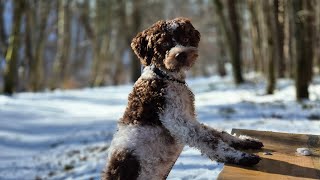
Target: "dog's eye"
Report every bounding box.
[162,42,170,48]
[182,38,189,43]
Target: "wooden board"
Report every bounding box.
[218,129,320,180]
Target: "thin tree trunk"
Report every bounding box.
[92,0,112,86]
[292,0,314,100]
[283,0,290,78]
[130,0,142,82]
[51,0,71,89]
[226,0,244,84]
[3,1,24,94]
[216,26,227,77]
[79,0,112,87]
[263,0,277,94]
[29,1,50,91]
[213,0,244,84]
[275,0,285,78]
[287,0,296,78]
[248,0,262,73]
[315,1,320,74]
[0,0,7,56]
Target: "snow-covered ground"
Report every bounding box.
[1,75,320,180]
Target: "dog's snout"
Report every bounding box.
[175,52,187,62]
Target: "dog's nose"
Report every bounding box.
[175,52,187,62]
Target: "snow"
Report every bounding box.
[1,76,320,180]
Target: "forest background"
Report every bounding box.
[0,0,320,101]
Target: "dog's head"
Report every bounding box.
[131,17,200,72]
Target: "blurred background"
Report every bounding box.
[0,0,319,100]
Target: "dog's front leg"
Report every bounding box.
[219,130,264,150]
[160,116,261,166]
[199,124,263,150]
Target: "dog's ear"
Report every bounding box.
[131,31,152,66]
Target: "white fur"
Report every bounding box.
[108,124,183,180]
[166,20,179,31]
[238,135,259,141]
[159,81,249,162]
[140,66,157,80]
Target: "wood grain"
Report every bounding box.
[218,129,320,180]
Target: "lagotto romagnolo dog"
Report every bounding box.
[102,17,263,180]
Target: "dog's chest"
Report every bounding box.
[164,82,195,117]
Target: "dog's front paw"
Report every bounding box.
[236,154,261,166]
[242,138,264,149]
[231,138,264,150]
[225,153,261,166]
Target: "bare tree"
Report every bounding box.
[275,0,285,78]
[29,0,51,91]
[3,1,25,94]
[51,0,71,89]
[213,0,244,84]
[130,0,143,82]
[0,0,7,57]
[263,0,281,94]
[315,0,320,73]
[292,0,314,100]
[248,0,262,72]
[78,0,113,87]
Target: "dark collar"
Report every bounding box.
[153,67,186,84]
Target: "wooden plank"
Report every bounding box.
[218,129,320,180]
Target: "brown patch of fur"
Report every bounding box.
[102,150,141,180]
[120,79,166,126]
[131,17,200,69]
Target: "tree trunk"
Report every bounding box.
[226,0,244,84]
[248,0,262,73]
[292,0,314,100]
[3,1,24,94]
[29,1,50,91]
[213,0,244,84]
[0,0,7,56]
[287,0,296,78]
[315,1,320,74]
[262,0,277,94]
[130,0,142,82]
[275,0,285,78]
[79,0,112,87]
[78,1,98,87]
[51,0,71,89]
[23,1,34,91]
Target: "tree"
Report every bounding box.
[315,1,320,73]
[274,0,285,78]
[51,0,71,89]
[3,1,25,94]
[0,0,6,57]
[29,0,51,91]
[248,0,262,73]
[79,0,113,87]
[213,0,244,84]
[263,0,280,94]
[292,0,314,100]
[130,0,143,82]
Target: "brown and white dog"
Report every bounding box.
[102,17,263,180]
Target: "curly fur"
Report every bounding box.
[102,17,263,180]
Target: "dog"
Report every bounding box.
[102,17,263,180]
